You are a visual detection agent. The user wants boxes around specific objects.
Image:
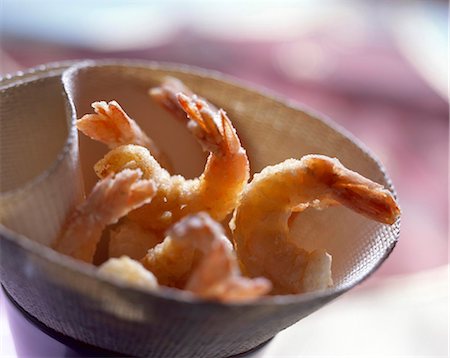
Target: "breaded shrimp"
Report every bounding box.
[141,213,271,301]
[76,101,172,170]
[141,213,233,288]
[53,169,156,263]
[231,155,401,295]
[94,94,249,234]
[149,76,217,122]
[98,256,158,290]
[108,219,161,260]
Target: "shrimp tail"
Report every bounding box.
[149,77,194,123]
[332,181,400,225]
[76,100,172,171]
[76,101,148,148]
[149,76,219,124]
[303,155,401,225]
[177,93,229,154]
[219,109,241,154]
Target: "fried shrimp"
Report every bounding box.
[76,100,171,170]
[98,256,158,290]
[53,169,156,263]
[231,155,401,295]
[141,213,271,301]
[94,93,249,234]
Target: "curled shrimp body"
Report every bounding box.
[53,169,156,263]
[94,93,249,234]
[141,213,271,302]
[231,155,401,295]
[76,100,172,170]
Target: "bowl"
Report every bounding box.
[0,60,400,357]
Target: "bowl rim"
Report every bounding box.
[0,59,401,308]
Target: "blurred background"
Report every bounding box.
[0,0,448,356]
